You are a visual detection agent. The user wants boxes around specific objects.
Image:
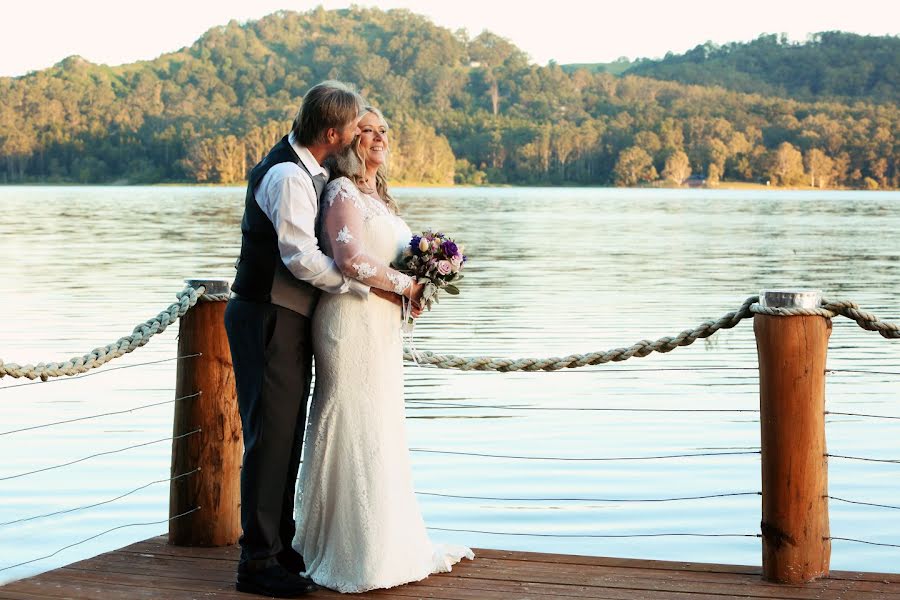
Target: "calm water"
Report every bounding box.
[1,185,899,584]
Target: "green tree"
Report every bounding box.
[767,142,805,186]
[389,116,456,184]
[804,148,835,188]
[661,150,691,184]
[613,146,657,186]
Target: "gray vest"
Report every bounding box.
[232,135,327,318]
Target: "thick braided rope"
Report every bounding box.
[403,296,760,371]
[0,285,223,381]
[403,296,900,370]
[751,299,900,339]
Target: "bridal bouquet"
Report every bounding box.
[396,230,467,321]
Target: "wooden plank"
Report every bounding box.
[457,557,900,596]
[443,559,899,600]
[4,540,900,600]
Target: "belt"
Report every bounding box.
[229,291,269,303]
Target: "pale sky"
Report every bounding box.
[1,0,897,77]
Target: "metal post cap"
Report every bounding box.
[184,278,230,296]
[759,289,822,309]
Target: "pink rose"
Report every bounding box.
[437,260,452,275]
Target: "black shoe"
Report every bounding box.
[277,548,306,575]
[235,564,318,598]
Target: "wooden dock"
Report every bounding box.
[2,536,898,599]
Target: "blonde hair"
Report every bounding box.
[327,106,399,214]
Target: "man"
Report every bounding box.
[224,80,366,598]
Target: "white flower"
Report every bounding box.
[336,226,354,244]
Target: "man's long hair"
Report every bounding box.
[292,81,363,147]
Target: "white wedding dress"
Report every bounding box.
[293,177,473,593]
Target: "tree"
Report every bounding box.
[661,150,691,184]
[767,142,805,186]
[804,148,835,188]
[389,116,456,184]
[613,146,657,186]
[707,163,722,186]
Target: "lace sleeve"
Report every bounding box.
[322,179,412,295]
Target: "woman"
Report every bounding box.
[293,107,474,593]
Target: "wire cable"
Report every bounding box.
[0,392,201,437]
[417,491,761,502]
[428,526,761,539]
[829,496,900,511]
[406,401,759,413]
[826,411,900,421]
[0,507,201,573]
[827,454,900,465]
[0,469,200,528]
[0,429,200,482]
[827,537,900,549]
[410,448,760,461]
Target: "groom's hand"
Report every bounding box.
[371,287,401,306]
[371,288,423,318]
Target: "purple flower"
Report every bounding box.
[440,240,458,257]
[410,235,422,254]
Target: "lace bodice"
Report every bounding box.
[320,177,412,295]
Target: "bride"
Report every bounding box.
[292,106,473,593]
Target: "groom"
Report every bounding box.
[224,80,367,598]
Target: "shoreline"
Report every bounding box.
[0,181,895,192]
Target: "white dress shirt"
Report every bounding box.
[254,133,368,298]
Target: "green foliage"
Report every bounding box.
[614,146,657,186]
[661,150,691,184]
[626,32,900,104]
[0,9,897,189]
[561,57,636,76]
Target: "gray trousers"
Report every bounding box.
[224,298,312,570]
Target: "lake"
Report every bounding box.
[1,185,899,585]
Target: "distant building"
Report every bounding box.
[685,174,706,187]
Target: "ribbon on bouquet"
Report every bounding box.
[401,296,421,365]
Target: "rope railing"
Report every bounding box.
[403,296,899,371]
[0,286,222,381]
[2,289,895,380]
[0,354,200,391]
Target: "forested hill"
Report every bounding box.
[624,32,900,104]
[0,8,897,189]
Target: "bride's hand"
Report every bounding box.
[404,281,425,318]
[404,280,424,304]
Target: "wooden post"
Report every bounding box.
[754,289,831,583]
[169,278,242,546]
